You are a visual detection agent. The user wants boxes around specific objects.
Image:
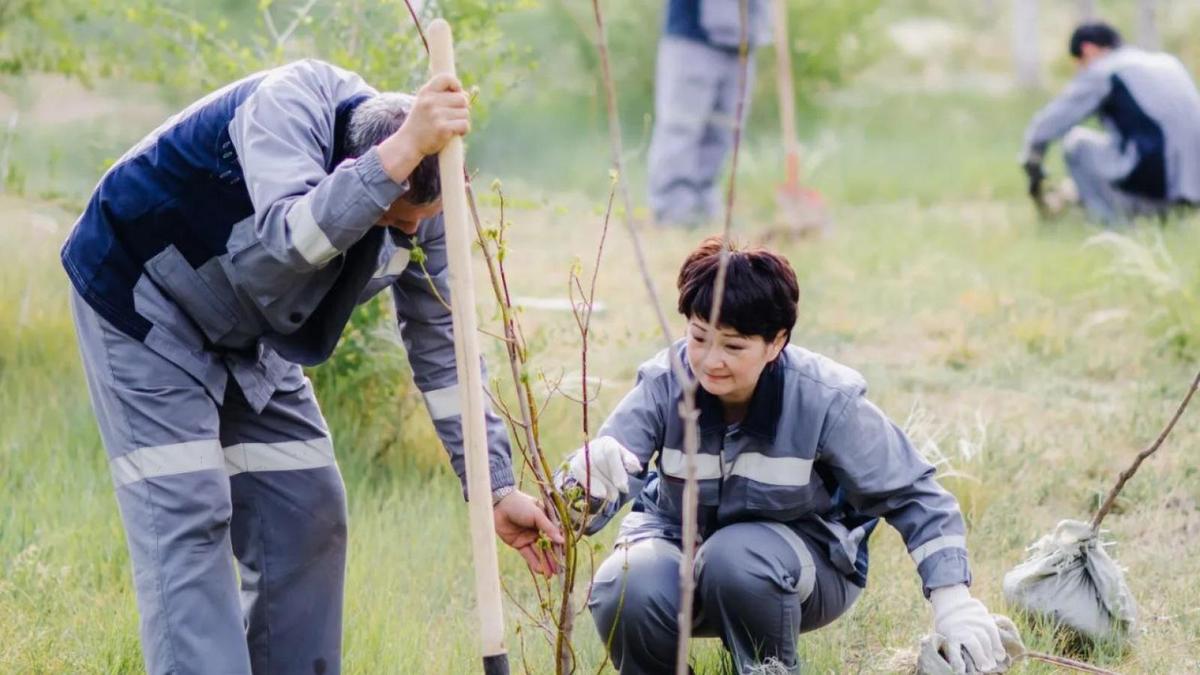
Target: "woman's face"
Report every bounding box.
[685,317,787,405]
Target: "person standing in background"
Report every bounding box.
[648,0,772,227]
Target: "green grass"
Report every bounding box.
[5,29,1200,675]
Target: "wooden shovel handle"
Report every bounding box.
[427,18,510,675]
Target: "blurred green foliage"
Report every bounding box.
[0,0,90,78]
[0,0,526,109]
[496,0,881,131]
[0,0,888,461]
[2,0,883,133]
[1,0,529,427]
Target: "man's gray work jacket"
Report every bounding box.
[1023,46,1200,202]
[582,342,971,596]
[60,59,514,494]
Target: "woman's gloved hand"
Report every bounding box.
[930,585,1007,674]
[565,436,642,504]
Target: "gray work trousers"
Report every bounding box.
[70,290,348,675]
[1063,126,1170,225]
[647,36,756,226]
[588,521,861,675]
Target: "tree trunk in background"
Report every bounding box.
[1077,0,1096,21]
[1013,0,1041,89]
[1138,0,1161,50]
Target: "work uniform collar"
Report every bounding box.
[695,357,784,439]
[330,93,372,170]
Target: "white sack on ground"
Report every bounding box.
[1002,519,1137,641]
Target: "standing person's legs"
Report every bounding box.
[588,538,684,675]
[694,521,861,674]
[1062,126,1165,225]
[221,366,348,675]
[70,290,251,675]
[696,49,755,221]
[222,367,348,672]
[648,36,725,226]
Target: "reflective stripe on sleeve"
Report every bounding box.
[375,247,412,278]
[291,197,339,266]
[909,535,967,566]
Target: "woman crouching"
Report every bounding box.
[561,236,1006,674]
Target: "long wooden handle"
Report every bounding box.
[427,18,510,675]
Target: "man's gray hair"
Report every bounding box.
[344,92,416,159]
[344,91,441,204]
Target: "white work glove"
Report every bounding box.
[566,436,642,504]
[930,585,1007,674]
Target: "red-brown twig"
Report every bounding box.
[401,0,430,56]
[402,5,581,672]
[1020,650,1121,674]
[470,180,595,674]
[1091,367,1200,530]
[672,2,752,670]
[586,1,752,671]
[585,1,690,359]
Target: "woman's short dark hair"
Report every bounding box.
[676,236,800,342]
[344,92,441,205]
[1070,22,1122,58]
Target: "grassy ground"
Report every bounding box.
[5,15,1200,674]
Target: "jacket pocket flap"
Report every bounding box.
[145,245,237,343]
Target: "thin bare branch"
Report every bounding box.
[568,271,588,335]
[401,0,431,56]
[596,549,632,675]
[484,387,521,430]
[574,181,612,532]
[502,580,558,642]
[470,186,550,475]
[584,180,616,322]
[537,369,567,420]
[585,3,729,671]
[155,7,242,63]
[551,389,589,407]
[586,3,685,359]
[275,0,320,48]
[1019,651,1120,674]
[672,3,752,669]
[479,326,518,345]
[1091,366,1200,530]
[261,2,282,44]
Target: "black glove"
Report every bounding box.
[1022,161,1046,199]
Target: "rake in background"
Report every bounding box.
[769,0,829,238]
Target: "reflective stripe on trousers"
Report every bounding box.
[588,520,862,675]
[70,289,348,675]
